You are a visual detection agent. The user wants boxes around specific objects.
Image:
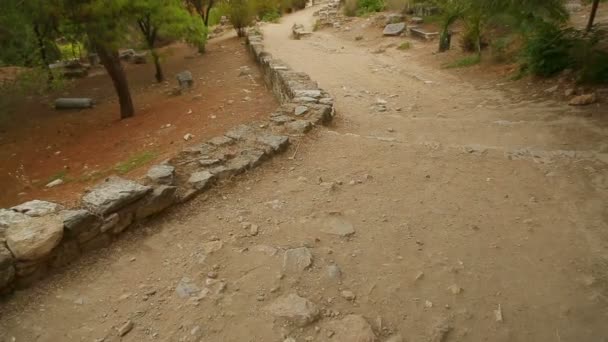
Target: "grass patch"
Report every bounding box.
[114,150,158,175]
[397,41,412,50]
[47,169,68,183]
[444,55,481,69]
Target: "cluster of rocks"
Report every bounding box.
[0,22,335,296]
[313,0,347,29]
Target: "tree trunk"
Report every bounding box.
[152,50,164,82]
[204,0,214,26]
[586,0,600,32]
[438,28,451,52]
[96,44,134,119]
[33,24,54,84]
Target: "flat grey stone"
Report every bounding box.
[82,177,152,215]
[257,134,289,153]
[286,120,313,134]
[226,149,266,173]
[283,247,313,273]
[188,171,215,190]
[294,106,309,116]
[61,209,102,239]
[383,22,406,36]
[5,215,64,261]
[135,186,177,219]
[209,165,233,179]
[225,124,255,141]
[12,200,64,217]
[208,136,234,146]
[175,277,201,298]
[146,164,175,185]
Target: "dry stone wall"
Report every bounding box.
[0,26,335,295]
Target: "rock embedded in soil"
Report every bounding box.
[294,105,309,116]
[257,134,290,153]
[11,200,64,217]
[208,135,234,146]
[286,120,313,134]
[282,247,313,273]
[569,93,597,106]
[118,320,134,336]
[175,277,201,298]
[320,217,355,237]
[5,215,64,261]
[321,314,376,342]
[266,293,320,327]
[82,177,152,215]
[146,164,176,185]
[326,264,342,281]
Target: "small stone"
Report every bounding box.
[283,247,313,273]
[183,133,194,141]
[320,217,355,237]
[415,271,424,281]
[448,284,462,295]
[494,304,503,322]
[207,271,218,279]
[249,224,259,236]
[383,22,406,36]
[425,300,433,308]
[327,264,342,281]
[118,320,134,337]
[46,179,64,188]
[341,290,356,301]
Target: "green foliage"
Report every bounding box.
[521,24,575,77]
[444,54,481,68]
[222,0,254,37]
[397,41,412,50]
[356,0,385,15]
[114,150,158,174]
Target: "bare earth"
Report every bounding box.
[2,6,608,342]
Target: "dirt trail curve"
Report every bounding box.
[2,5,608,342]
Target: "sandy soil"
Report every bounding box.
[0,36,278,208]
[1,4,608,342]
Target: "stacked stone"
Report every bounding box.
[0,23,336,296]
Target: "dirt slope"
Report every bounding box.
[1,5,608,342]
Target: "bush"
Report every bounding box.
[224,0,254,37]
[444,54,481,68]
[522,24,576,77]
[397,41,412,50]
[356,0,384,15]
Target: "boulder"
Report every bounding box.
[176,70,194,89]
[12,200,64,217]
[266,294,320,327]
[82,177,152,215]
[146,164,176,185]
[5,215,64,261]
[135,186,177,219]
[0,244,15,290]
[383,23,406,36]
[0,209,29,237]
[321,315,376,342]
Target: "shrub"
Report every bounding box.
[397,41,412,50]
[522,24,576,77]
[356,0,384,15]
[224,0,254,37]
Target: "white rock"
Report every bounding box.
[183,133,194,141]
[46,179,64,188]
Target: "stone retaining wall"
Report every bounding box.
[0,26,334,295]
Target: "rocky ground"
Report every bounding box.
[1,3,608,342]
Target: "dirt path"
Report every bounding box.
[2,5,608,342]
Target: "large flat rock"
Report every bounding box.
[266,294,320,327]
[82,177,152,215]
[383,22,406,36]
[5,215,64,261]
[11,200,64,217]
